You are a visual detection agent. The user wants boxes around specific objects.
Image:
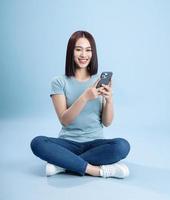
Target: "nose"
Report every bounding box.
[80,50,86,57]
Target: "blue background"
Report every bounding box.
[1,0,169,135]
[1,1,170,200]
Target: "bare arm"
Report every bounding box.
[51,94,88,126]
[101,97,114,127]
[51,78,101,126]
[100,81,114,127]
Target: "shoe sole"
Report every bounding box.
[46,163,65,176]
[116,163,130,178]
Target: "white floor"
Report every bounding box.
[1,117,170,200]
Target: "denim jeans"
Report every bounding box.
[30,136,130,176]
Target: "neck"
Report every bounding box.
[75,69,90,81]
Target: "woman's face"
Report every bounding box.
[74,37,92,69]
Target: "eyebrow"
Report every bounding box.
[75,46,91,49]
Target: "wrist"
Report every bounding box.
[81,93,88,103]
[105,97,113,104]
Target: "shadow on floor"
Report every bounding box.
[123,161,170,196]
[26,161,170,194]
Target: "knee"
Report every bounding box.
[30,136,47,154]
[115,138,130,159]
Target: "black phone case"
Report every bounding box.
[96,72,113,88]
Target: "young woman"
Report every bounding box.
[30,30,130,178]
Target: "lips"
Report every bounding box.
[78,58,88,64]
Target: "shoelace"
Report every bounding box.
[102,165,117,177]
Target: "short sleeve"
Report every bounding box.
[50,76,65,97]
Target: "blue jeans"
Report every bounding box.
[30,136,130,176]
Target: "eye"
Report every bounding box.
[75,48,81,51]
[86,49,92,52]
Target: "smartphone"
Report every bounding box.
[96,72,113,88]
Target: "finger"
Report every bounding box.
[101,89,112,96]
[100,90,109,95]
[101,84,110,91]
[98,91,102,96]
[97,86,105,93]
[93,78,101,88]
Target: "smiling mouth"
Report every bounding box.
[78,58,88,64]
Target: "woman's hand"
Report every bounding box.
[99,80,113,103]
[83,78,102,101]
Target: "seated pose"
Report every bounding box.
[30,30,130,178]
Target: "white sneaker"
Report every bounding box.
[46,163,65,176]
[100,162,130,178]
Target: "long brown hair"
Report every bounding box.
[65,30,98,77]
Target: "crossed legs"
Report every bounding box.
[30,136,130,176]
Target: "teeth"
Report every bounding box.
[79,59,88,64]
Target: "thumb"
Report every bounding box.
[92,78,101,88]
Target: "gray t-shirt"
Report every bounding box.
[50,74,104,142]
